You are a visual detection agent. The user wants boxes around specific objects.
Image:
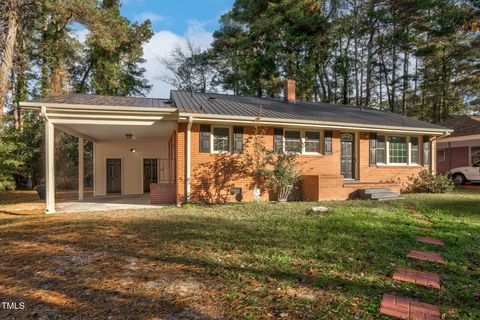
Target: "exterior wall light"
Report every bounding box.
[130,148,136,153]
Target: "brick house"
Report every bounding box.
[21,81,451,213]
[437,115,480,174]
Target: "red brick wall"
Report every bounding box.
[437,146,469,174]
[150,183,176,204]
[176,124,436,203]
[358,133,433,190]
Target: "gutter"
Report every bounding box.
[20,101,178,113]
[186,116,193,203]
[178,112,452,136]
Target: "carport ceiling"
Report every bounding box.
[57,121,177,141]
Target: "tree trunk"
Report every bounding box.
[0,0,20,114]
[365,29,375,106]
[364,0,376,107]
[402,48,409,116]
[412,56,418,112]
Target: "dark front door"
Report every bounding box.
[340,133,355,179]
[106,159,121,194]
[143,159,158,193]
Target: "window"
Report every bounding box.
[273,128,283,153]
[305,131,321,153]
[199,125,211,153]
[213,127,230,152]
[410,137,419,164]
[284,130,301,153]
[472,147,480,165]
[377,135,386,164]
[423,136,430,166]
[324,131,333,155]
[388,136,408,164]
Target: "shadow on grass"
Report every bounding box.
[1,204,479,318]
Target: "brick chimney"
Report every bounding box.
[284,80,296,103]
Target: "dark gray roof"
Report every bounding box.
[439,115,480,137]
[172,91,447,131]
[29,93,172,109]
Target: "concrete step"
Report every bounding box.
[359,188,401,201]
[363,188,392,194]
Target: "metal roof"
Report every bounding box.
[28,93,172,109]
[24,91,449,132]
[171,91,447,131]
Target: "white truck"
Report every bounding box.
[449,160,480,185]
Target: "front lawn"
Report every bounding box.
[0,190,479,319]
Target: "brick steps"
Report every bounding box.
[407,250,446,265]
[416,236,445,247]
[412,213,425,218]
[392,268,441,289]
[380,294,441,320]
[379,210,448,319]
[416,219,433,225]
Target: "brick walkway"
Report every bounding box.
[379,210,448,319]
[416,219,433,225]
[407,250,446,264]
[380,294,441,320]
[392,268,441,289]
[416,236,445,246]
[412,213,425,218]
[420,227,434,231]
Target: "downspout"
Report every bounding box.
[186,116,193,202]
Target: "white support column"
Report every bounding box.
[78,137,84,201]
[186,116,193,202]
[45,119,56,214]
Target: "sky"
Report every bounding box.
[72,0,234,98]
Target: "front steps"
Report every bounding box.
[358,188,402,201]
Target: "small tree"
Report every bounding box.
[246,127,302,201]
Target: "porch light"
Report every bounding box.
[130,148,136,153]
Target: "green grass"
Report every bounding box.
[0,190,479,319]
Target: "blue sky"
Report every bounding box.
[121,0,234,35]
[120,0,234,97]
[72,0,234,98]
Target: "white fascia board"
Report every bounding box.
[178,113,452,136]
[20,101,178,113]
[438,134,480,143]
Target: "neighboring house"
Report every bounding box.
[21,81,451,213]
[437,115,480,175]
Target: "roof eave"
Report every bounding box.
[178,112,452,135]
[20,101,178,113]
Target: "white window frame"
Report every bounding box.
[304,130,322,155]
[284,130,303,154]
[376,134,421,166]
[470,146,480,166]
[211,126,232,154]
[410,136,420,165]
[282,129,323,155]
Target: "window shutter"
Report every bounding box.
[233,126,243,154]
[324,131,333,155]
[423,136,430,166]
[369,133,377,166]
[199,125,211,153]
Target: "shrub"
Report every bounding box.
[0,177,16,192]
[403,170,455,194]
